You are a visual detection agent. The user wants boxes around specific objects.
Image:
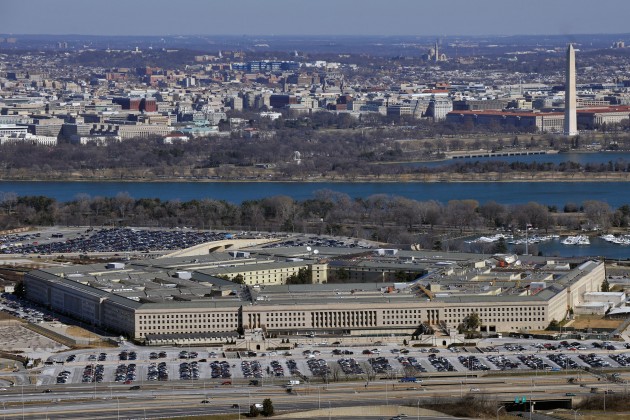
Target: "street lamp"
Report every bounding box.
[417,400,421,420]
[497,405,506,420]
[571,408,580,420]
[529,401,535,420]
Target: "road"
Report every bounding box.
[1,372,625,419]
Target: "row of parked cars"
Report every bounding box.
[307,358,330,377]
[458,355,490,371]
[86,353,107,362]
[56,370,71,384]
[210,361,231,379]
[269,361,285,377]
[114,364,136,383]
[610,353,630,367]
[3,228,235,254]
[368,357,393,374]
[517,355,551,370]
[548,353,580,369]
[593,342,618,351]
[338,358,364,375]
[147,362,168,381]
[82,364,104,383]
[119,351,137,361]
[0,295,50,323]
[262,236,368,249]
[148,362,168,381]
[428,354,456,372]
[578,353,611,368]
[179,351,199,359]
[149,351,168,360]
[180,361,200,380]
[286,359,302,377]
[487,355,520,370]
[241,360,263,378]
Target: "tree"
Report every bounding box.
[232,274,245,285]
[13,280,26,298]
[261,398,274,416]
[462,312,481,331]
[249,404,260,417]
[583,200,612,230]
[286,267,312,285]
[601,278,611,292]
[329,363,342,382]
[547,319,560,330]
[361,361,377,382]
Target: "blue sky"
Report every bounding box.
[2,0,630,36]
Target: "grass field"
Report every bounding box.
[65,325,97,338]
[567,315,624,330]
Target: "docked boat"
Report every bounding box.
[562,235,590,245]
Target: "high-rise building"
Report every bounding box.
[563,44,578,136]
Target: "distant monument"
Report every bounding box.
[563,44,578,136]
[434,40,439,63]
[424,39,446,62]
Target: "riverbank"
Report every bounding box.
[2,170,630,183]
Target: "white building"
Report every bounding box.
[0,133,57,146]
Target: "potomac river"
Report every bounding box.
[2,180,630,258]
[0,180,629,209]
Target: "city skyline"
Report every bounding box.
[2,0,630,37]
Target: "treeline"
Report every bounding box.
[4,135,630,182]
[1,191,629,250]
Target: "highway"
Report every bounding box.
[1,372,626,419]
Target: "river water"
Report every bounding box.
[0,180,629,208]
[2,152,630,258]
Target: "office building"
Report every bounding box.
[24,248,604,345]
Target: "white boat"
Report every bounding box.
[600,234,630,245]
[561,236,579,245]
[576,236,590,245]
[562,235,590,245]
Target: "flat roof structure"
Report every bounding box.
[23,247,606,344]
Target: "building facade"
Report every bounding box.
[23,252,604,343]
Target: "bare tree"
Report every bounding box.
[583,200,612,230]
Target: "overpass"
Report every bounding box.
[159,237,278,258]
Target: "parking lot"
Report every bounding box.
[4,292,630,388]
[36,339,630,387]
[1,227,280,255]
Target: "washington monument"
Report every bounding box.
[563,44,578,136]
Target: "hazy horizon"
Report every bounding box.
[2,0,630,37]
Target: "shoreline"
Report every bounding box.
[2,173,630,183]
